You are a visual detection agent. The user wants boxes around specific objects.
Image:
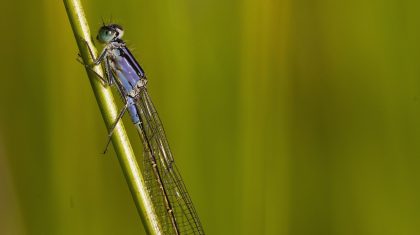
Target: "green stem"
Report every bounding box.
[63,1,161,234]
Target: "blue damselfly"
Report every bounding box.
[80,23,204,235]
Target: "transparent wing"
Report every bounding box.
[134,87,205,235]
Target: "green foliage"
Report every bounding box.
[63,0,161,234]
[1,0,420,234]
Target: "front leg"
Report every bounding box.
[76,36,110,86]
[103,59,114,85]
[77,53,109,86]
[77,36,107,65]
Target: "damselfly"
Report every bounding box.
[80,23,204,235]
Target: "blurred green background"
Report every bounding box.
[1,0,420,234]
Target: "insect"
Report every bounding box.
[79,23,204,235]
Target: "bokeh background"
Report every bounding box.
[1,0,420,234]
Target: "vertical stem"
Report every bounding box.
[63,0,161,234]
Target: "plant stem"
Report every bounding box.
[63,1,161,234]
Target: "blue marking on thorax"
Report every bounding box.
[109,48,142,124]
[110,48,141,95]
